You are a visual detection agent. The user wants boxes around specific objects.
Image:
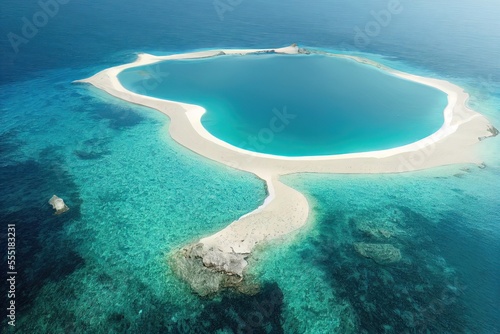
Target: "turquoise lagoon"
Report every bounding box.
[118,54,448,156]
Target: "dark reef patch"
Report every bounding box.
[71,90,145,129]
[304,206,469,333]
[165,282,286,334]
[90,103,145,129]
[74,137,112,160]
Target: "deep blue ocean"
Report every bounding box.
[1,0,499,333]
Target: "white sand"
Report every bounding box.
[77,45,494,269]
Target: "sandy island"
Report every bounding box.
[76,44,496,295]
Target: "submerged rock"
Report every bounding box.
[356,220,402,239]
[48,195,69,215]
[354,243,402,265]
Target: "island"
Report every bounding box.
[75,44,497,296]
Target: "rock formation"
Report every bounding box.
[48,195,69,215]
[488,126,499,136]
[170,243,258,297]
[479,125,499,141]
[354,243,402,265]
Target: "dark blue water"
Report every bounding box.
[1,0,499,333]
[119,54,447,156]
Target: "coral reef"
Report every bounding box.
[354,242,402,264]
[356,220,397,239]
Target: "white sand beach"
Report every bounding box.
[77,45,495,286]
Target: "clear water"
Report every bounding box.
[258,167,500,333]
[118,54,447,156]
[1,0,499,333]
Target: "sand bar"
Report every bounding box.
[76,45,495,291]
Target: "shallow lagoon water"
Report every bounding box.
[119,54,448,156]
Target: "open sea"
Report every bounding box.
[1,0,499,333]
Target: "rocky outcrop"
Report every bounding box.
[354,243,402,265]
[298,47,311,54]
[479,126,499,141]
[202,249,247,276]
[488,126,499,136]
[170,243,258,297]
[48,195,69,214]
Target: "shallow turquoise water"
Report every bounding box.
[119,54,447,156]
[0,68,268,332]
